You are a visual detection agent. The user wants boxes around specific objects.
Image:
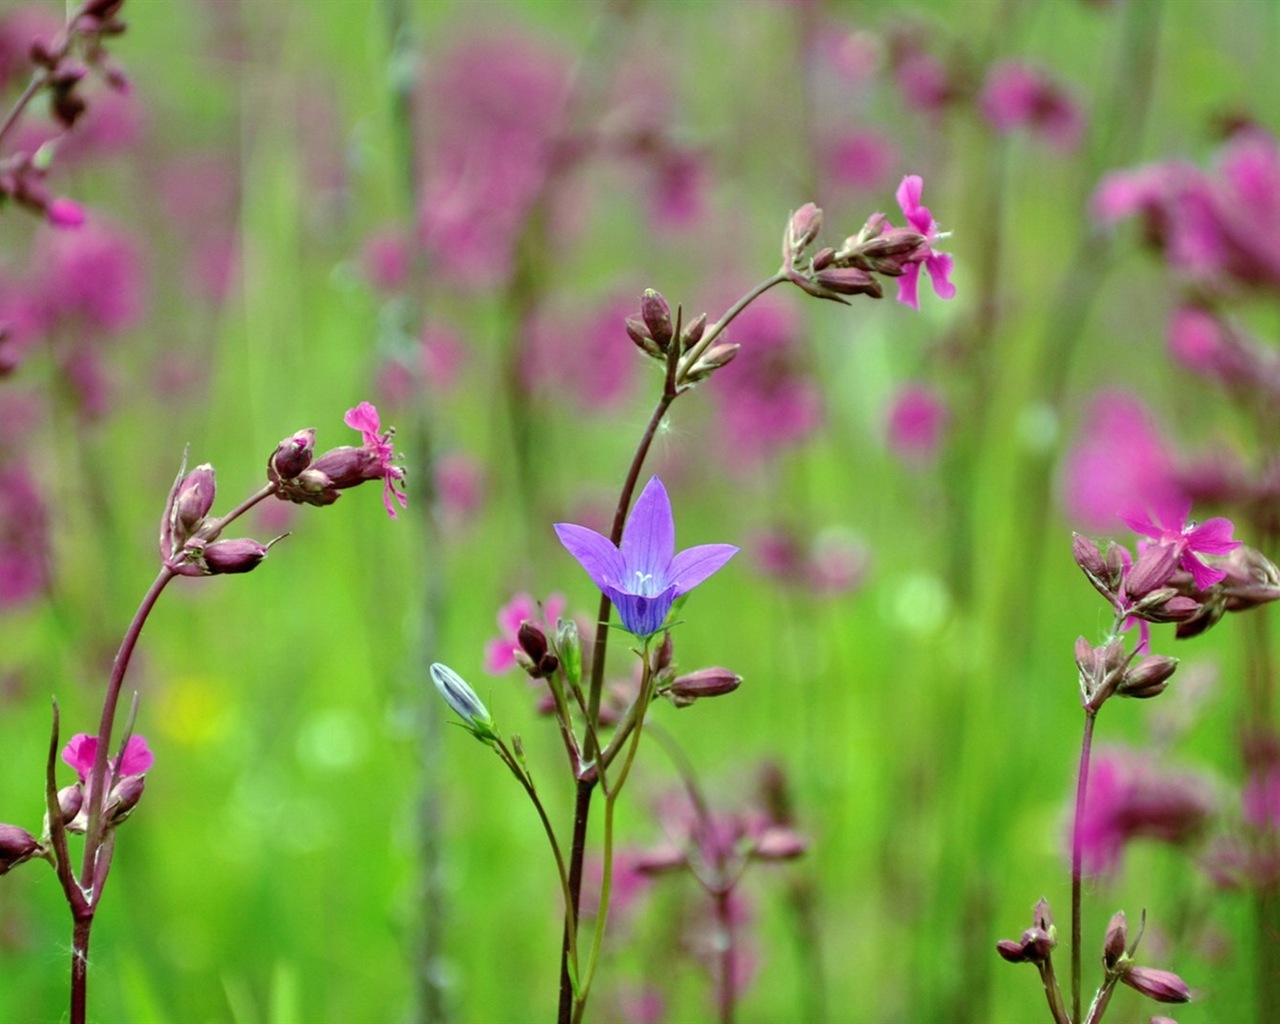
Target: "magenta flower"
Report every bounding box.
[1120,495,1241,590]
[885,382,949,465]
[62,733,154,782]
[343,401,407,518]
[894,175,957,310]
[555,476,738,638]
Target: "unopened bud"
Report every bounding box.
[1073,533,1116,598]
[1121,965,1191,1003]
[57,785,83,825]
[640,289,674,350]
[0,824,41,876]
[813,266,883,298]
[269,428,316,482]
[556,618,582,687]
[171,464,216,539]
[430,662,497,743]
[685,343,740,383]
[1120,655,1178,699]
[680,312,707,351]
[515,621,559,678]
[750,825,807,860]
[1033,898,1055,935]
[106,775,145,826]
[203,537,269,575]
[626,316,663,359]
[787,202,823,258]
[1103,911,1128,969]
[666,667,741,707]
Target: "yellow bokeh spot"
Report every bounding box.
[154,676,235,747]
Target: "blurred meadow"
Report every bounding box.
[2,0,1279,1021]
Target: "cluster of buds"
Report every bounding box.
[1074,635,1179,709]
[626,289,734,383]
[269,403,407,519]
[160,459,275,576]
[997,902,1190,1020]
[57,732,152,834]
[783,202,904,303]
[26,0,129,129]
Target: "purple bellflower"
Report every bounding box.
[555,476,738,638]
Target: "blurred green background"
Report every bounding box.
[1,1,1277,1021]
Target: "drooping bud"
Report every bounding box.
[1119,655,1178,699]
[202,538,270,575]
[430,663,497,744]
[1121,966,1191,1003]
[666,667,742,707]
[813,266,883,298]
[640,289,674,351]
[0,825,41,876]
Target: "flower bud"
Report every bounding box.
[786,202,823,258]
[680,312,707,351]
[106,775,146,826]
[269,429,316,482]
[203,538,269,575]
[1073,533,1116,598]
[515,621,559,678]
[685,343,740,383]
[430,662,497,743]
[171,464,216,540]
[0,824,41,876]
[813,267,883,298]
[57,784,83,825]
[640,289,674,351]
[1103,911,1128,969]
[626,316,664,359]
[666,667,741,707]
[556,618,582,687]
[750,825,807,860]
[1119,655,1178,699]
[1121,966,1191,1003]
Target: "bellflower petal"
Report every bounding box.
[620,476,677,579]
[553,523,627,591]
[669,543,741,594]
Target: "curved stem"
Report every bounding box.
[677,271,788,385]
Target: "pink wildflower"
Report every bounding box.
[885,383,949,464]
[979,60,1084,149]
[1120,494,1241,590]
[62,733,154,782]
[894,175,956,310]
[824,130,898,192]
[343,402,407,518]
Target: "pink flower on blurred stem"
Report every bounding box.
[885,383,949,464]
[1075,747,1216,875]
[1060,390,1181,532]
[361,228,413,293]
[0,462,50,608]
[894,175,956,310]
[895,51,953,113]
[33,220,145,334]
[824,130,898,192]
[1120,495,1241,589]
[484,592,566,674]
[979,60,1084,149]
[343,401,407,518]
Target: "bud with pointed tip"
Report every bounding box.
[680,312,707,351]
[641,289,674,351]
[430,663,498,744]
[106,774,146,826]
[1119,655,1178,699]
[269,429,316,483]
[786,203,823,260]
[750,825,807,860]
[171,464,216,541]
[1122,966,1191,1003]
[556,618,582,687]
[685,342,740,382]
[515,621,559,678]
[814,266,883,298]
[0,825,41,876]
[203,537,270,575]
[1103,911,1128,969]
[666,667,742,707]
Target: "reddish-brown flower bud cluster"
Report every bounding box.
[159,459,275,577]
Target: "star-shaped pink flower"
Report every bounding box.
[344,401,408,518]
[1120,496,1241,590]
